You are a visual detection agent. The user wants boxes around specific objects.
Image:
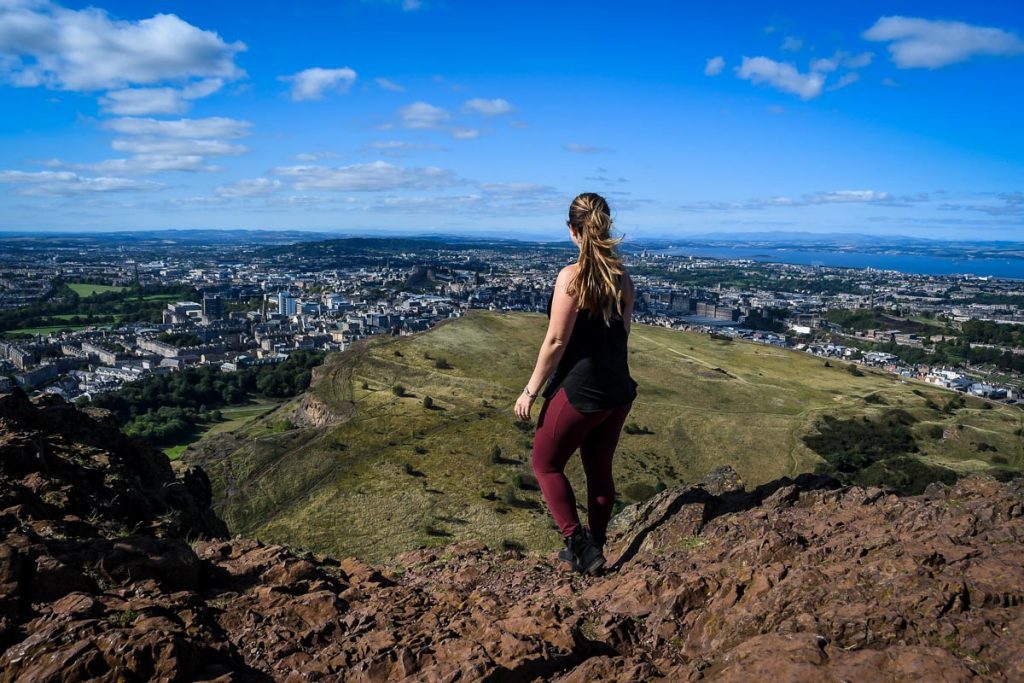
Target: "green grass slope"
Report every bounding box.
[183,309,1023,563]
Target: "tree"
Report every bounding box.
[392,384,406,397]
[490,445,502,464]
[422,395,433,409]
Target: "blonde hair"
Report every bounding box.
[566,192,626,327]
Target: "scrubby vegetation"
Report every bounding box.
[804,408,957,494]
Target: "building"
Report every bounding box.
[202,294,224,322]
[277,291,297,317]
[163,301,202,324]
[668,291,693,314]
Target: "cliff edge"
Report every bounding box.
[1,390,1022,681]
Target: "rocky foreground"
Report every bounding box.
[1,389,1023,682]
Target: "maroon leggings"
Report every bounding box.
[530,385,633,540]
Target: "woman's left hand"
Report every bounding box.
[514,392,535,421]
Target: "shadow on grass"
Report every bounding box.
[435,515,469,525]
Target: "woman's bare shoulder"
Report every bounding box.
[555,264,578,288]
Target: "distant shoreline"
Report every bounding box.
[651,246,1024,280]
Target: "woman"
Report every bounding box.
[514,192,638,576]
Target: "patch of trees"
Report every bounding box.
[90,350,324,446]
[825,307,886,332]
[804,408,957,494]
[805,409,919,472]
[156,332,202,347]
[956,293,1024,307]
[0,280,198,333]
[958,319,1024,347]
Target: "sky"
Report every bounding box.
[0,0,1022,241]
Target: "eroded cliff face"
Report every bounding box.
[1,389,1022,682]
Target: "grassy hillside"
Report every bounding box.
[182,309,1023,563]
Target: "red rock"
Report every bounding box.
[4,393,1024,682]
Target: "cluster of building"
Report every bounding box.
[1,237,1021,407]
[793,341,1019,401]
[0,268,465,400]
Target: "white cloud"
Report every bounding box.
[291,151,339,162]
[704,56,724,76]
[398,101,450,129]
[807,190,891,203]
[843,51,874,69]
[271,160,459,192]
[449,127,480,140]
[375,77,405,92]
[479,183,558,200]
[810,56,839,73]
[362,0,424,10]
[365,140,444,157]
[736,56,825,99]
[64,154,217,174]
[100,88,187,116]
[0,3,245,91]
[810,50,875,75]
[463,97,512,115]
[679,189,918,212]
[111,138,247,156]
[394,102,485,139]
[99,78,224,115]
[0,169,162,195]
[827,72,860,92]
[863,16,1024,68]
[103,116,252,139]
[215,177,282,197]
[564,143,610,154]
[280,67,357,101]
[781,36,803,52]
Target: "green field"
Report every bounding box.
[164,399,286,460]
[68,283,127,297]
[184,310,1023,563]
[3,323,96,337]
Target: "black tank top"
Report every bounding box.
[542,272,639,412]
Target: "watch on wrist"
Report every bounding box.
[523,385,538,399]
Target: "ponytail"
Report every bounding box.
[566,192,626,327]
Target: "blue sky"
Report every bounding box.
[1,0,1022,240]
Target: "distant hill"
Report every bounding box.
[181,310,1023,563]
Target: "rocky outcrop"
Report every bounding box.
[291,391,342,428]
[2,390,1023,681]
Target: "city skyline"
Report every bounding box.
[1,1,1022,239]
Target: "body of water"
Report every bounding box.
[654,246,1023,279]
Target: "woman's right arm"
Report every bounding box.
[621,271,635,336]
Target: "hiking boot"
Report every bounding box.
[591,527,607,554]
[558,526,605,576]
